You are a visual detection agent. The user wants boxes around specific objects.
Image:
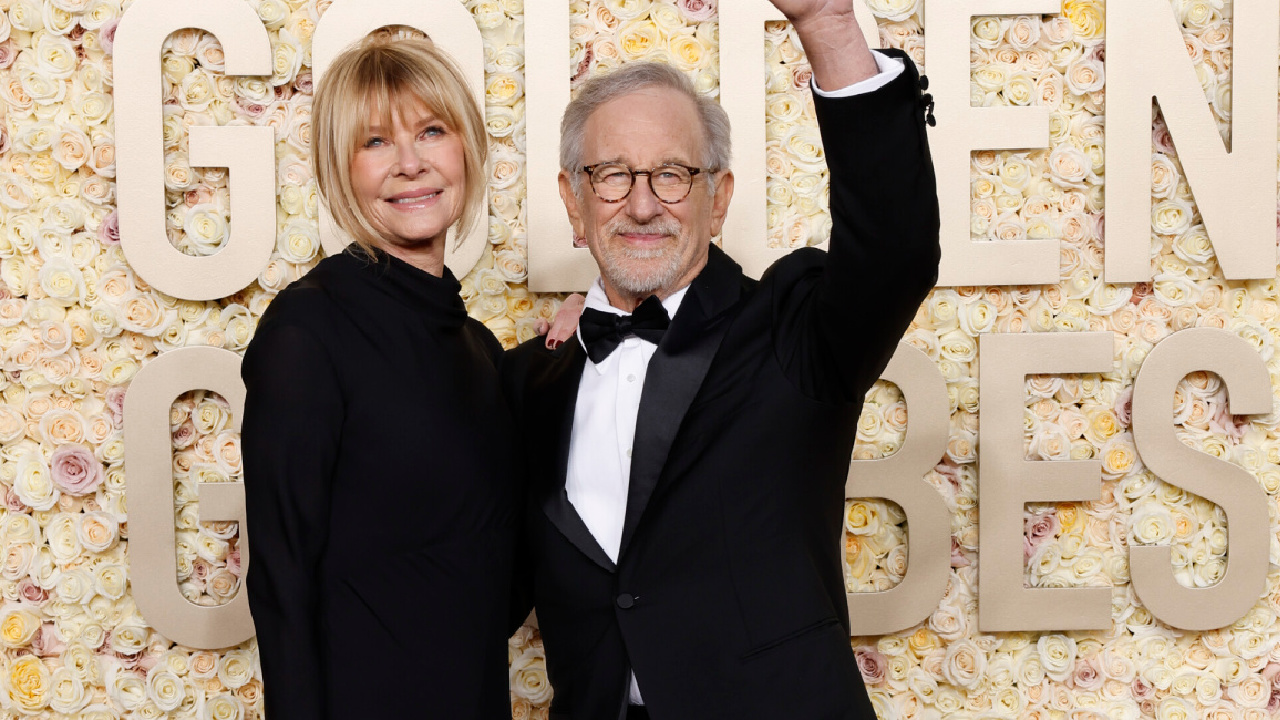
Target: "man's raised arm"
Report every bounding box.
[768,0,941,402]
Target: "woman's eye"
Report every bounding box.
[421,125,445,139]
[363,136,385,148]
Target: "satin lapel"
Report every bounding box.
[532,340,617,573]
[619,246,745,558]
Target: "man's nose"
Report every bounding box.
[626,176,663,221]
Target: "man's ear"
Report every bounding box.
[558,171,588,239]
[708,169,735,238]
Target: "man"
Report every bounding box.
[504,1,940,717]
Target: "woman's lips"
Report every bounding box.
[386,189,442,208]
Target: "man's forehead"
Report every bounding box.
[583,86,703,162]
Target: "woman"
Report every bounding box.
[241,30,520,719]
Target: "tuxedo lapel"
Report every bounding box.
[619,246,745,558]
[530,340,617,573]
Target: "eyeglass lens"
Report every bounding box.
[590,164,693,202]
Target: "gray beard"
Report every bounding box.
[597,218,684,296]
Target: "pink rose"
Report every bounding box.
[294,71,314,94]
[32,623,66,658]
[17,578,48,605]
[1071,657,1103,691]
[1132,677,1154,700]
[172,420,196,449]
[1023,510,1059,561]
[854,648,887,685]
[1208,400,1248,441]
[105,386,126,429]
[3,485,24,512]
[51,445,105,496]
[0,124,8,156]
[950,536,970,568]
[677,0,716,22]
[101,19,120,55]
[236,98,268,119]
[99,210,120,246]
[792,66,814,91]
[227,546,242,577]
[1151,111,1175,154]
[1114,386,1133,426]
[0,41,16,70]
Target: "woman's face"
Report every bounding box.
[349,98,467,252]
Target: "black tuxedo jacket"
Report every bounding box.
[504,50,939,720]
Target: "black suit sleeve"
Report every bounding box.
[772,49,941,402]
[241,319,343,720]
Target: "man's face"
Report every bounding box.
[560,86,733,306]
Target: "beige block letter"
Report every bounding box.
[1129,329,1272,629]
[124,347,253,649]
[525,0,589,292]
[846,343,951,635]
[978,332,1113,631]
[925,0,1061,286]
[1104,0,1278,282]
[114,0,276,301]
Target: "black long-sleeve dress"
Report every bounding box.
[241,247,520,720]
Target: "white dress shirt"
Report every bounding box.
[565,49,906,706]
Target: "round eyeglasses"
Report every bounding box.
[581,163,712,204]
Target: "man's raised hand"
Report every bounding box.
[766,0,876,90]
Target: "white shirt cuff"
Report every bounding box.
[811,50,905,98]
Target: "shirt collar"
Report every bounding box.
[576,278,690,373]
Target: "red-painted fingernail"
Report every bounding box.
[547,339,561,350]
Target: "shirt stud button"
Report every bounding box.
[626,374,637,382]
[616,593,636,609]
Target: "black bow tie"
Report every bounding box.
[579,295,670,363]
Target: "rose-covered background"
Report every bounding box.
[2,0,1279,718]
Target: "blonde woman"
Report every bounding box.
[241,31,519,719]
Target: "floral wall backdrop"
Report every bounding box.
[1,0,1278,718]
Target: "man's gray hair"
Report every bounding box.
[560,62,732,195]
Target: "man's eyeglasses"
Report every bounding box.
[581,163,713,204]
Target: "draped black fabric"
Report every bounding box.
[241,247,520,720]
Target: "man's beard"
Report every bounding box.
[596,217,685,296]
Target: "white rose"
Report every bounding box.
[46,512,82,562]
[38,257,86,305]
[35,31,76,78]
[270,29,302,86]
[1037,634,1076,681]
[867,0,920,22]
[940,638,985,689]
[48,667,89,715]
[95,563,128,600]
[78,512,119,553]
[217,650,255,690]
[15,453,58,510]
[145,668,184,712]
[277,218,318,264]
[55,567,95,604]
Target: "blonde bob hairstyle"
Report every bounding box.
[312,28,488,255]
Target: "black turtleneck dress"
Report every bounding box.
[240,248,520,720]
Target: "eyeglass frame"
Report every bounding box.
[579,162,715,204]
